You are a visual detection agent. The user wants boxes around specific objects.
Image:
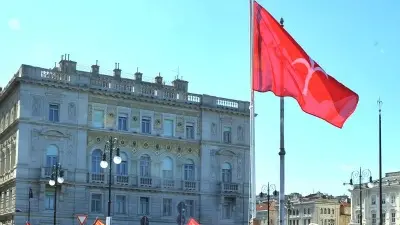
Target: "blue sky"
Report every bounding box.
[1,0,399,196]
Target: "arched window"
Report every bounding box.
[184,159,195,181]
[46,145,58,167]
[324,208,327,214]
[162,157,173,179]
[91,149,103,173]
[328,208,330,214]
[116,152,128,175]
[221,162,232,183]
[140,155,151,177]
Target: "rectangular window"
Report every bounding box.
[186,122,195,139]
[163,119,174,136]
[184,164,195,181]
[45,191,54,210]
[141,116,151,134]
[372,195,376,205]
[163,198,172,216]
[185,200,195,217]
[222,198,233,219]
[91,194,102,213]
[391,212,396,223]
[140,197,150,215]
[115,195,126,214]
[372,213,376,224]
[118,113,128,131]
[49,104,60,122]
[93,110,104,128]
[390,194,395,204]
[382,194,386,204]
[223,127,232,143]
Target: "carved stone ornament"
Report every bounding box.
[87,132,200,157]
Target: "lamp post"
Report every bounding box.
[100,136,121,221]
[27,187,33,224]
[48,163,65,225]
[177,201,186,225]
[260,183,278,225]
[345,168,373,225]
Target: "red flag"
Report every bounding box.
[187,218,200,225]
[252,1,359,128]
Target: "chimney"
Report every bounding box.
[91,60,100,75]
[172,76,189,92]
[155,73,163,84]
[113,63,121,78]
[134,67,142,81]
[59,53,77,73]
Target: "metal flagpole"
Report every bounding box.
[278,18,286,225]
[377,98,383,225]
[249,0,256,224]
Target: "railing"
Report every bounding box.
[16,65,250,113]
[220,182,240,194]
[0,170,15,185]
[86,173,200,192]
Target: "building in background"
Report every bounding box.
[270,192,348,225]
[349,171,400,225]
[0,55,251,225]
[255,201,278,225]
[338,202,350,225]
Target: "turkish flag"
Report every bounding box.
[252,1,359,128]
[187,218,200,225]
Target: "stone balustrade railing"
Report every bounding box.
[2,64,250,114]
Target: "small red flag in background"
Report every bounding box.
[187,218,200,225]
[252,1,359,128]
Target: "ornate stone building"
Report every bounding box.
[349,171,400,225]
[0,55,251,225]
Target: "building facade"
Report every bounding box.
[0,56,251,225]
[255,202,278,225]
[272,193,345,225]
[349,171,400,225]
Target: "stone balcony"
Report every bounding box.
[2,64,250,114]
[220,182,241,195]
[0,169,16,186]
[87,172,199,192]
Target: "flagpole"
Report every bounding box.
[278,18,286,225]
[249,0,256,224]
[377,98,383,225]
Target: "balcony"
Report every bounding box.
[220,182,240,194]
[87,173,199,192]
[0,169,15,185]
[41,167,69,181]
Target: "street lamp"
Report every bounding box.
[345,167,373,225]
[100,136,121,220]
[260,183,278,225]
[177,201,186,225]
[48,163,64,225]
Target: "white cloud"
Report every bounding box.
[8,18,21,31]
